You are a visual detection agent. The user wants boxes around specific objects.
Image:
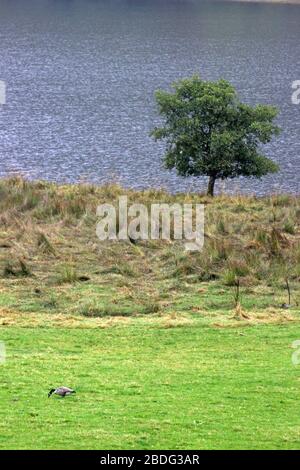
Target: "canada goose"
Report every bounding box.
[48,386,76,398]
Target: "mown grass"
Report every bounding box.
[0,324,300,450]
[0,177,299,449]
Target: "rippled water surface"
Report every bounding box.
[0,0,299,194]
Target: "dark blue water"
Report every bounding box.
[0,0,299,194]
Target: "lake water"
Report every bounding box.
[0,0,299,195]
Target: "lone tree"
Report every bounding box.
[151,75,280,196]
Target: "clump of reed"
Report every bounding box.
[3,258,32,277]
[56,264,79,284]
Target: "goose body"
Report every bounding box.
[48,386,76,398]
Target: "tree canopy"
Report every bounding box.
[151,75,280,196]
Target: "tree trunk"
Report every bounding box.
[207,176,216,197]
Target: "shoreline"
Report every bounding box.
[0,174,299,198]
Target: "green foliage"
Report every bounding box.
[151,75,280,195]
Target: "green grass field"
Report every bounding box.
[0,323,300,450]
[0,178,299,449]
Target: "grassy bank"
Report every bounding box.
[0,177,299,449]
[0,176,299,328]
